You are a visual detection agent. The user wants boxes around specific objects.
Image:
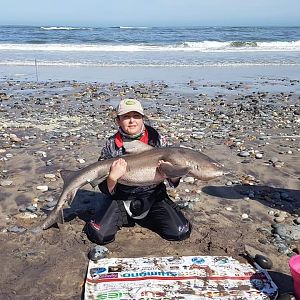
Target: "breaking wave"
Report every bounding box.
[40,26,91,30]
[0,41,299,52]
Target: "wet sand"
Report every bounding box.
[0,69,300,299]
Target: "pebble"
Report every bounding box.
[77,158,85,164]
[0,180,13,186]
[270,157,279,164]
[242,213,249,219]
[35,151,47,157]
[239,151,250,157]
[88,245,109,261]
[26,205,38,213]
[183,177,195,184]
[14,212,38,219]
[226,181,233,186]
[7,225,27,233]
[46,200,57,208]
[255,153,263,159]
[36,185,49,192]
[44,173,56,179]
[274,216,286,223]
[274,161,284,168]
[9,133,21,143]
[273,224,300,240]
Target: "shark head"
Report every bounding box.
[177,147,226,181]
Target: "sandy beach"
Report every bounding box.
[0,65,300,299]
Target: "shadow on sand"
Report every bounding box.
[202,184,300,214]
[61,189,109,223]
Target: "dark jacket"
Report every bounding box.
[98,125,179,216]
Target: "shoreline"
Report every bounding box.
[1,64,300,86]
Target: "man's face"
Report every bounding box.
[117,111,144,135]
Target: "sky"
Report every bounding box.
[0,0,299,27]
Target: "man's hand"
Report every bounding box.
[108,158,127,181]
[106,158,127,194]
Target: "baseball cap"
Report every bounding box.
[116,99,144,116]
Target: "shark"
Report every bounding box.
[30,143,226,232]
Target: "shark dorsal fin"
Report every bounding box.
[60,170,77,184]
[124,140,153,154]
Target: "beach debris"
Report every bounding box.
[254,254,273,269]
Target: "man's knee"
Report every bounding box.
[162,221,192,241]
[84,221,116,245]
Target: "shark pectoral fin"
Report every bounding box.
[67,189,79,206]
[159,162,191,178]
[89,176,107,188]
[57,208,64,224]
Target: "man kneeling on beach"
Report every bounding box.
[84,99,191,244]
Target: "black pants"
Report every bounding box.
[85,196,191,245]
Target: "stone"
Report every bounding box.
[15,212,38,219]
[0,180,13,186]
[46,200,57,208]
[9,133,22,143]
[255,153,263,159]
[36,185,49,192]
[26,205,38,213]
[88,245,109,261]
[239,151,250,157]
[274,216,286,223]
[7,225,27,233]
[183,177,195,184]
[270,157,279,164]
[274,224,300,240]
[242,213,249,219]
[44,173,56,179]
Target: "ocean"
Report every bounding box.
[0,25,299,67]
[0,25,299,83]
